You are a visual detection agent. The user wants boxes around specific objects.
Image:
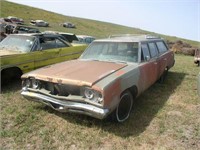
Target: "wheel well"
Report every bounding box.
[1,67,23,79]
[120,85,138,99]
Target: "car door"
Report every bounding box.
[148,42,159,79]
[155,41,172,78]
[139,42,158,92]
[33,36,66,69]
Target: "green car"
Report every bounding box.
[0,33,87,82]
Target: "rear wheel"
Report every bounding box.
[113,91,133,122]
[158,67,168,83]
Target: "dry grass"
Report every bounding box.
[1,1,200,149]
[1,54,199,150]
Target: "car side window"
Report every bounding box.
[40,37,55,50]
[56,39,69,48]
[39,37,68,50]
[156,41,168,53]
[148,42,158,58]
[141,43,150,61]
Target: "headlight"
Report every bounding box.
[84,88,95,99]
[32,79,41,89]
[83,87,103,104]
[22,79,32,89]
[22,78,41,89]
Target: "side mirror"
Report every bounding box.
[145,56,150,61]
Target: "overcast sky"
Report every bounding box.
[8,0,200,42]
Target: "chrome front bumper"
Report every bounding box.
[21,91,109,119]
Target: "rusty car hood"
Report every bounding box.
[25,60,127,86]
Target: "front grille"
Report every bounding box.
[41,81,80,96]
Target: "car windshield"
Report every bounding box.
[80,41,139,63]
[0,35,35,53]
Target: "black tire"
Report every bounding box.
[113,91,133,122]
[158,67,168,83]
[198,61,200,67]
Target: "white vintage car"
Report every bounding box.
[30,20,49,27]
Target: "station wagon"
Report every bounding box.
[21,35,175,122]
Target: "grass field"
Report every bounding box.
[1,54,199,150]
[1,1,200,149]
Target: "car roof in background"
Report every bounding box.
[43,31,78,42]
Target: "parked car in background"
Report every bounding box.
[194,49,200,66]
[2,24,40,35]
[44,31,78,43]
[0,18,12,23]
[30,20,49,27]
[4,24,15,34]
[21,34,175,122]
[13,25,40,34]
[0,22,7,41]
[63,22,76,28]
[0,33,87,82]
[76,35,95,44]
[7,16,24,24]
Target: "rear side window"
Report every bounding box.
[40,37,68,50]
[56,39,69,48]
[141,43,150,61]
[148,42,158,58]
[156,41,168,53]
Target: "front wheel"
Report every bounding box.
[113,91,133,122]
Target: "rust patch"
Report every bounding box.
[138,63,157,93]
[115,70,125,76]
[24,60,126,86]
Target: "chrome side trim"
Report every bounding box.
[21,91,109,119]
